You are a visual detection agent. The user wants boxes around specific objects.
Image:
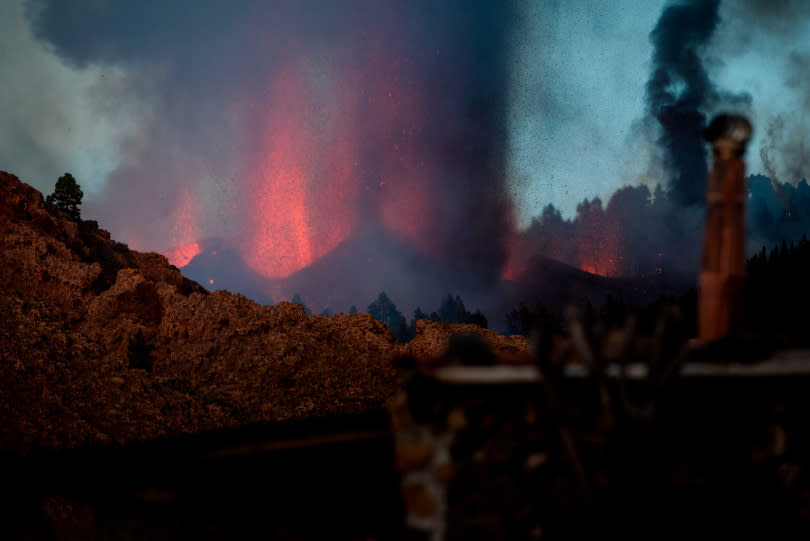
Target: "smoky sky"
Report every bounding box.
[24,0,516,289]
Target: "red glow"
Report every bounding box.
[240,63,359,278]
[575,240,620,277]
[238,39,433,279]
[500,232,526,281]
[164,191,203,267]
[165,241,202,268]
[501,203,623,279]
[367,43,432,250]
[575,238,620,277]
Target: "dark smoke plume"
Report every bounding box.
[645,0,720,207]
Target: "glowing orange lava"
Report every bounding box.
[576,246,620,277]
[500,231,527,281]
[165,241,202,268]
[575,237,620,277]
[238,40,435,280]
[164,191,202,267]
[241,62,361,278]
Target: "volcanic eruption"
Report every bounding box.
[18,0,810,325]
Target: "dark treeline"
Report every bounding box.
[366,292,488,342]
[745,235,810,346]
[506,234,810,350]
[290,291,488,343]
[747,175,810,252]
[510,174,810,281]
[512,183,686,278]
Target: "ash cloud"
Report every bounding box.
[714,1,810,187]
[721,0,810,38]
[0,1,144,197]
[760,52,810,188]
[24,1,517,302]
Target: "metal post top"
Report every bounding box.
[704,114,752,154]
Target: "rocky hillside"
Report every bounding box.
[0,171,527,455]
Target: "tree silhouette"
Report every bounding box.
[744,234,810,344]
[46,172,83,220]
[467,310,488,329]
[367,291,408,342]
[435,294,485,327]
[406,307,428,340]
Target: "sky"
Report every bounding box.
[2,0,810,266]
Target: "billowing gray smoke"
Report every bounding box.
[644,0,808,253]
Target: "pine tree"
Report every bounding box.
[367,291,408,341]
[46,173,83,220]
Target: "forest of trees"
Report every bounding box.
[508,174,810,280]
[744,234,810,345]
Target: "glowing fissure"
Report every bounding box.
[501,199,624,279]
[165,241,202,268]
[241,63,360,279]
[165,191,202,267]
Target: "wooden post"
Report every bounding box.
[699,114,752,342]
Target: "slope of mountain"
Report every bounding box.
[275,225,460,314]
[482,253,692,331]
[0,171,400,454]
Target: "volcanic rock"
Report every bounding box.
[403,320,530,366]
[0,171,399,454]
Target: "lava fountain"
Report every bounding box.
[164,190,202,268]
[236,37,437,280]
[239,61,361,279]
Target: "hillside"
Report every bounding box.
[0,171,528,455]
[0,172,402,454]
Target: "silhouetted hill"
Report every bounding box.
[182,239,274,305]
[275,226,460,314]
[486,254,692,329]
